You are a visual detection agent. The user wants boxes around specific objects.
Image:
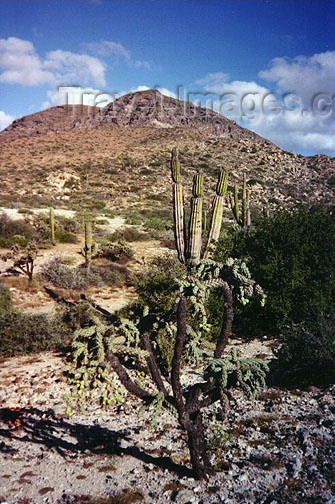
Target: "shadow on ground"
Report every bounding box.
[0,407,192,478]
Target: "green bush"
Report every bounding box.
[0,213,38,246]
[54,230,78,243]
[211,206,335,337]
[134,254,184,315]
[42,258,102,290]
[0,309,71,357]
[108,227,150,242]
[54,215,81,234]
[42,258,130,290]
[123,208,172,239]
[0,285,12,315]
[271,314,335,386]
[98,240,134,263]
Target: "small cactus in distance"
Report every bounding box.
[81,221,98,271]
[229,173,251,229]
[49,207,55,245]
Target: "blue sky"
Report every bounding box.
[0,0,334,155]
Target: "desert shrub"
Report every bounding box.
[0,285,12,315]
[98,240,134,263]
[108,227,150,242]
[55,215,81,234]
[42,258,102,290]
[92,263,132,287]
[211,206,335,337]
[0,213,38,246]
[42,258,129,290]
[17,208,33,215]
[123,207,172,239]
[0,309,71,357]
[54,230,78,243]
[271,314,335,386]
[134,255,184,314]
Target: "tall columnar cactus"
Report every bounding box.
[187,173,204,265]
[84,221,92,271]
[170,149,228,267]
[203,169,228,259]
[203,209,207,232]
[171,147,186,263]
[230,173,251,229]
[49,207,55,246]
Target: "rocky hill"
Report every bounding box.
[2,90,261,141]
[0,89,334,214]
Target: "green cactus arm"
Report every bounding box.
[242,173,248,228]
[203,170,228,259]
[230,183,241,226]
[246,187,251,227]
[170,148,186,263]
[171,147,181,183]
[187,173,203,266]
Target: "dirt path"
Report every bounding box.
[0,212,171,314]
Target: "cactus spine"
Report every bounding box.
[49,207,55,245]
[171,148,186,263]
[230,173,251,229]
[84,221,92,271]
[187,173,204,265]
[203,170,228,259]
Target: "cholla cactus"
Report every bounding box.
[229,173,251,229]
[1,243,38,282]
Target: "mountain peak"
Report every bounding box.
[99,89,261,140]
[1,88,261,141]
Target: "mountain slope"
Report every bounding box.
[0,90,334,215]
[2,89,261,141]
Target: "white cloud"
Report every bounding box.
[0,110,14,131]
[195,55,335,155]
[83,40,130,60]
[194,72,269,98]
[0,37,53,85]
[44,50,106,87]
[259,51,335,105]
[42,86,113,109]
[0,37,106,87]
[84,39,151,71]
[130,60,151,70]
[116,85,177,99]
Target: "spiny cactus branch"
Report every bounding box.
[187,173,204,266]
[171,148,186,263]
[203,170,228,259]
[230,174,251,229]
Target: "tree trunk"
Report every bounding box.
[187,411,214,479]
[214,282,234,358]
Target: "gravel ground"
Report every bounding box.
[0,350,334,504]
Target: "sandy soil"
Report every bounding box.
[0,343,334,504]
